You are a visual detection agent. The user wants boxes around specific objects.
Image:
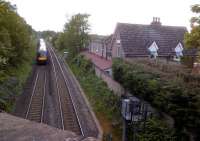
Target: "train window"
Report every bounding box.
[38,51,47,57]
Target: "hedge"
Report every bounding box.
[112,58,200,140]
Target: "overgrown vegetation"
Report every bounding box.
[136,118,176,141]
[69,55,122,140]
[70,55,121,120]
[0,1,36,111]
[113,58,200,140]
[69,55,177,141]
[53,13,90,59]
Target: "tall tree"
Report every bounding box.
[0,0,36,111]
[184,4,200,62]
[0,0,35,71]
[184,4,200,63]
[56,13,90,59]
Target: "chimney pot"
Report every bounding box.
[151,17,161,26]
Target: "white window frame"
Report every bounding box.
[174,43,183,61]
[148,41,159,59]
[175,43,183,57]
[116,39,121,44]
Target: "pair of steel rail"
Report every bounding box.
[25,46,84,136]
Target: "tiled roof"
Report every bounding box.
[116,23,187,57]
[82,52,112,70]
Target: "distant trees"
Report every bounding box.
[38,30,57,42]
[54,13,90,59]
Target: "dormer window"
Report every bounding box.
[175,43,183,57]
[148,41,159,59]
[174,43,183,61]
[116,39,121,44]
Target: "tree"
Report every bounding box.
[55,13,90,59]
[185,4,200,45]
[0,1,36,111]
[0,1,35,70]
[184,4,200,62]
[38,30,57,42]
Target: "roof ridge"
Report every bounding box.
[117,22,187,29]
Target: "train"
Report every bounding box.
[36,39,48,65]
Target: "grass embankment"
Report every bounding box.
[68,55,122,141]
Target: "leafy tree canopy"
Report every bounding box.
[185,4,200,49]
[0,0,36,111]
[54,13,90,59]
[0,1,35,71]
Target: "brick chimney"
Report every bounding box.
[151,17,161,26]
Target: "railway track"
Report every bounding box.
[25,67,47,123]
[48,46,84,136]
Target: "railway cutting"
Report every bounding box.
[14,40,99,138]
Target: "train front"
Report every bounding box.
[36,39,48,65]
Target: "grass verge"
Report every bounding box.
[68,55,122,141]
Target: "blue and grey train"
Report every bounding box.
[36,39,48,65]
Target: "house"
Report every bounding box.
[84,18,199,95]
[86,18,199,76]
[86,35,112,75]
[88,34,107,58]
[82,51,112,75]
[110,18,188,60]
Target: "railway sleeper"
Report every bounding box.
[30,110,41,113]
[31,103,42,105]
[32,98,43,101]
[29,115,40,119]
[29,112,41,115]
[30,105,42,109]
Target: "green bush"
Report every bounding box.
[137,118,177,141]
[112,59,200,140]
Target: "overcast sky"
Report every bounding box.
[7,0,200,35]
